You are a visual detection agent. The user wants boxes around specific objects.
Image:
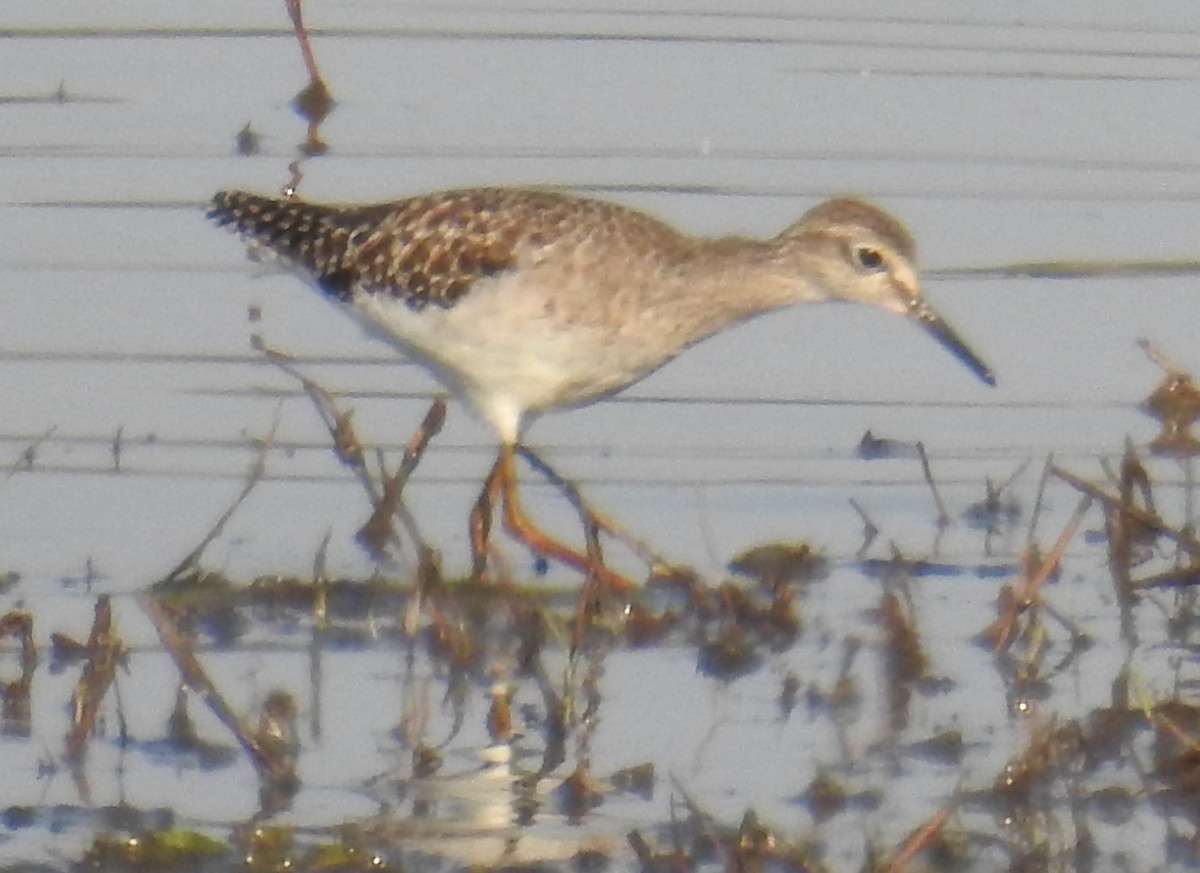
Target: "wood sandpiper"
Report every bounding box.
[208,187,994,587]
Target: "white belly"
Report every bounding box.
[345,272,657,442]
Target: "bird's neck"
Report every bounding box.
[661,235,828,344]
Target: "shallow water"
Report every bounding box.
[3,3,1200,871]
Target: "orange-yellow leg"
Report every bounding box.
[516,446,668,570]
[471,444,636,591]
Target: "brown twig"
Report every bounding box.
[916,441,949,528]
[0,425,56,493]
[140,596,294,786]
[357,400,445,558]
[159,407,278,584]
[64,597,123,762]
[284,0,322,84]
[253,335,430,562]
[1052,465,1200,559]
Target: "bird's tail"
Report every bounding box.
[207,190,361,300]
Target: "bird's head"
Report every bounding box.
[775,198,995,387]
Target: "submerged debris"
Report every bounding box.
[1140,338,1200,456]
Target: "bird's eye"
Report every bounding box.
[853,245,885,272]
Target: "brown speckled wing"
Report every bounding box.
[208,189,535,309]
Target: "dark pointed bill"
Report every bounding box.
[909,301,996,387]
